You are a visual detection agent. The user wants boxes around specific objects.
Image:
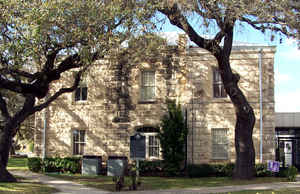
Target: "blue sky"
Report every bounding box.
[159,18,300,113]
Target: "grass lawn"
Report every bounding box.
[220,187,300,194]
[47,173,289,192]
[0,181,58,194]
[1,158,57,194]
[7,157,28,171]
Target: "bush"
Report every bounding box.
[27,157,42,172]
[187,164,215,177]
[255,163,272,177]
[139,160,163,176]
[158,100,188,176]
[27,157,81,174]
[222,163,235,177]
[286,166,298,181]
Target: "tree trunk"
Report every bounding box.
[0,125,17,182]
[233,103,256,179]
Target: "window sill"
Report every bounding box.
[138,100,157,104]
[72,100,89,105]
[211,158,229,160]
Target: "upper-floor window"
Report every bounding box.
[140,71,155,101]
[213,69,226,98]
[211,128,228,160]
[75,85,87,101]
[73,129,86,155]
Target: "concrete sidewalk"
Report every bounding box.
[11,170,300,194]
[11,170,110,194]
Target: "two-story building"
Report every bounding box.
[34,34,276,164]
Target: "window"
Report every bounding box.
[75,86,87,101]
[213,69,226,98]
[73,130,86,155]
[211,128,228,160]
[136,127,160,159]
[140,71,155,101]
[149,135,160,158]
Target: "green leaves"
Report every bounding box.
[159,100,188,176]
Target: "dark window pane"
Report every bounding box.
[75,88,81,101]
[213,69,226,98]
[80,131,85,142]
[81,87,87,100]
[213,84,220,98]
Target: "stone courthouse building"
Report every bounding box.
[34,34,276,164]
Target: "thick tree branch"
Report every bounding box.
[159,3,222,54]
[33,68,86,113]
[0,92,11,120]
[0,68,35,80]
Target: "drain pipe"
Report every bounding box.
[42,107,47,159]
[259,49,263,163]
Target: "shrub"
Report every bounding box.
[210,163,235,177]
[139,160,163,176]
[286,165,298,181]
[27,157,42,172]
[255,163,272,177]
[222,163,235,177]
[158,100,188,176]
[187,164,215,177]
[27,157,81,173]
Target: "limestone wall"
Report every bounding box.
[34,41,276,164]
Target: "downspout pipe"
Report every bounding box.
[43,107,47,159]
[259,49,263,163]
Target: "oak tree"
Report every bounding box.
[0,0,154,182]
[157,0,299,179]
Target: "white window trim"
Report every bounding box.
[140,70,156,102]
[75,85,88,102]
[211,128,229,160]
[141,132,161,160]
[212,68,227,99]
[72,129,86,156]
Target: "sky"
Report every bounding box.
[158,18,300,113]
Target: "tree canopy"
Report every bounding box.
[156,0,299,179]
[0,0,156,182]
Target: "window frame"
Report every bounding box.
[212,68,227,98]
[72,129,86,156]
[75,85,88,102]
[140,70,156,102]
[148,133,160,159]
[211,128,229,160]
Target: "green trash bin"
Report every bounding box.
[107,156,128,176]
[82,155,102,175]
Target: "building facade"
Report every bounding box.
[275,112,300,169]
[34,35,276,164]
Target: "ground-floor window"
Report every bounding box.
[211,128,228,160]
[72,129,86,155]
[136,126,161,159]
[148,134,160,158]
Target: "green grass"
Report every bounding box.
[47,174,288,192]
[0,182,58,194]
[220,187,300,194]
[2,158,57,193]
[7,158,28,171]
[0,176,58,194]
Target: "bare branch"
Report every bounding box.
[241,17,294,37]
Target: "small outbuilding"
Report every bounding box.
[275,112,300,168]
